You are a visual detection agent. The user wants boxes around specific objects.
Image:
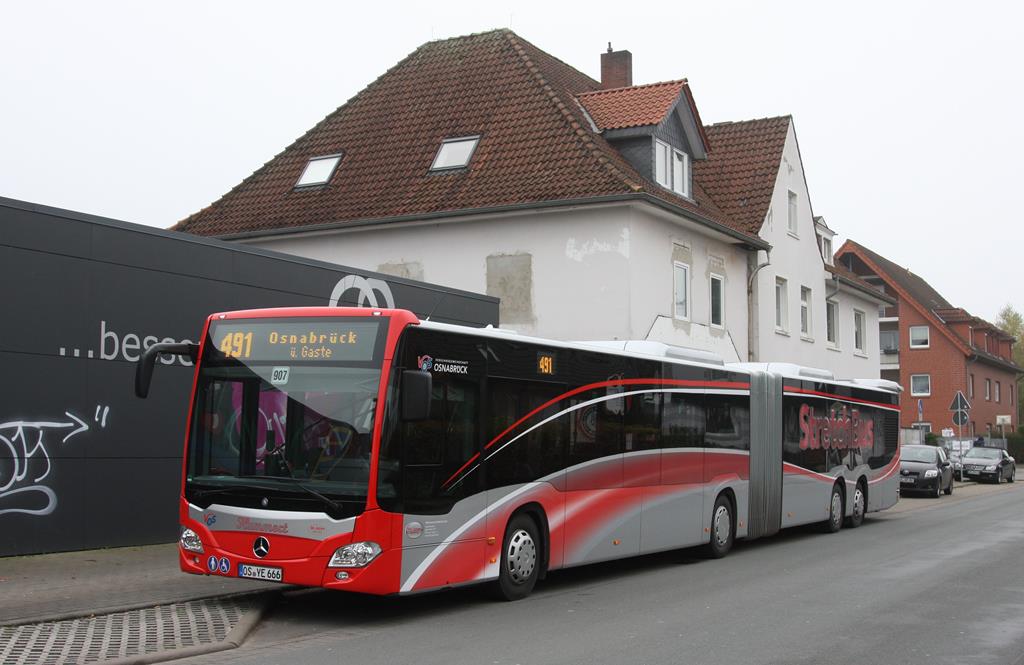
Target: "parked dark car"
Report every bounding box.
[961,447,1016,483]
[899,445,953,497]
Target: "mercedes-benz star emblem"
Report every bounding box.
[253,537,270,558]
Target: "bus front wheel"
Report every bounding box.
[705,494,734,559]
[494,514,540,601]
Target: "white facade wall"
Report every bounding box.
[244,203,749,361]
[751,124,882,378]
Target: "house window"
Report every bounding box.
[710,274,724,328]
[655,139,690,197]
[853,309,866,353]
[969,374,975,399]
[996,381,1001,403]
[800,287,812,337]
[985,378,991,401]
[826,300,838,347]
[775,277,789,332]
[673,261,690,320]
[909,325,930,348]
[821,236,832,264]
[911,422,932,434]
[787,191,798,235]
[295,154,342,187]
[430,136,480,171]
[911,374,931,396]
[880,330,898,353]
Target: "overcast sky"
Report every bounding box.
[2,0,1020,321]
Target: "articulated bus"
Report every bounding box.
[136,307,901,600]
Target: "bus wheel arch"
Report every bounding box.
[509,503,550,579]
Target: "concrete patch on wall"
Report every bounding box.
[565,227,630,262]
[377,260,424,282]
[487,253,535,325]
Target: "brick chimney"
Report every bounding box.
[600,43,632,90]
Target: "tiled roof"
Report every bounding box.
[692,116,792,236]
[839,240,952,311]
[577,80,687,130]
[176,29,754,243]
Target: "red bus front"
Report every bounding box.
[177,307,416,595]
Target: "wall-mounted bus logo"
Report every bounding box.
[798,403,875,450]
[417,355,434,371]
[328,275,396,309]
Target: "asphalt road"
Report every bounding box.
[180,481,1024,665]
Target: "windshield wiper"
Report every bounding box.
[248,476,343,513]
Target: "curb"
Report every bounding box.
[92,591,277,665]
[0,587,289,628]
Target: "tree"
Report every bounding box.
[996,304,1024,425]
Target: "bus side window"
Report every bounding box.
[705,396,750,451]
[486,379,567,489]
[781,398,826,473]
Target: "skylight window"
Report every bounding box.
[430,136,480,171]
[295,154,342,187]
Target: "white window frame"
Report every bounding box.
[709,273,725,329]
[853,309,866,354]
[787,190,798,236]
[909,325,930,349]
[995,381,1001,403]
[430,135,481,171]
[655,139,690,198]
[800,286,812,338]
[295,153,343,188]
[821,236,833,265]
[775,277,789,333]
[673,261,690,321]
[969,374,975,398]
[911,422,932,434]
[826,299,839,348]
[910,374,932,397]
[985,378,991,401]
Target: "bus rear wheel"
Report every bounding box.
[845,482,866,528]
[704,494,734,559]
[494,514,540,601]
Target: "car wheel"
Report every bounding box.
[1009,467,1016,483]
[933,480,942,499]
[845,484,865,528]
[822,484,844,533]
[705,494,735,559]
[945,478,953,495]
[494,514,540,601]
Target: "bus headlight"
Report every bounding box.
[924,469,938,478]
[328,541,382,568]
[180,527,204,553]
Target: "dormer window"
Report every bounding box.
[821,236,833,265]
[295,154,342,188]
[430,136,480,171]
[655,139,690,198]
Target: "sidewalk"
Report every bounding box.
[0,543,281,626]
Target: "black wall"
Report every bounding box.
[0,198,498,556]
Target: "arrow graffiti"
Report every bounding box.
[0,407,108,517]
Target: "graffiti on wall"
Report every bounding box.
[0,406,109,517]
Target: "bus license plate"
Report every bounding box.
[238,564,283,582]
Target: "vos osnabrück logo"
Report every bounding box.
[328,275,396,309]
[417,355,434,371]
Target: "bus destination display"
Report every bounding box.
[209,319,381,362]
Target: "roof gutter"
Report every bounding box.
[828,271,896,305]
[212,193,771,251]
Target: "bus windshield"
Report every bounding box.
[186,317,387,517]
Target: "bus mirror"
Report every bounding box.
[135,342,200,398]
[401,370,432,421]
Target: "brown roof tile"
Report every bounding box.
[577,80,687,130]
[176,29,760,245]
[691,116,792,236]
[837,240,953,311]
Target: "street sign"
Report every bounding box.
[917,399,924,420]
[941,428,954,438]
[952,410,969,426]
[949,391,971,412]
[996,415,1012,426]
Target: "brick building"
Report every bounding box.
[835,240,1020,435]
